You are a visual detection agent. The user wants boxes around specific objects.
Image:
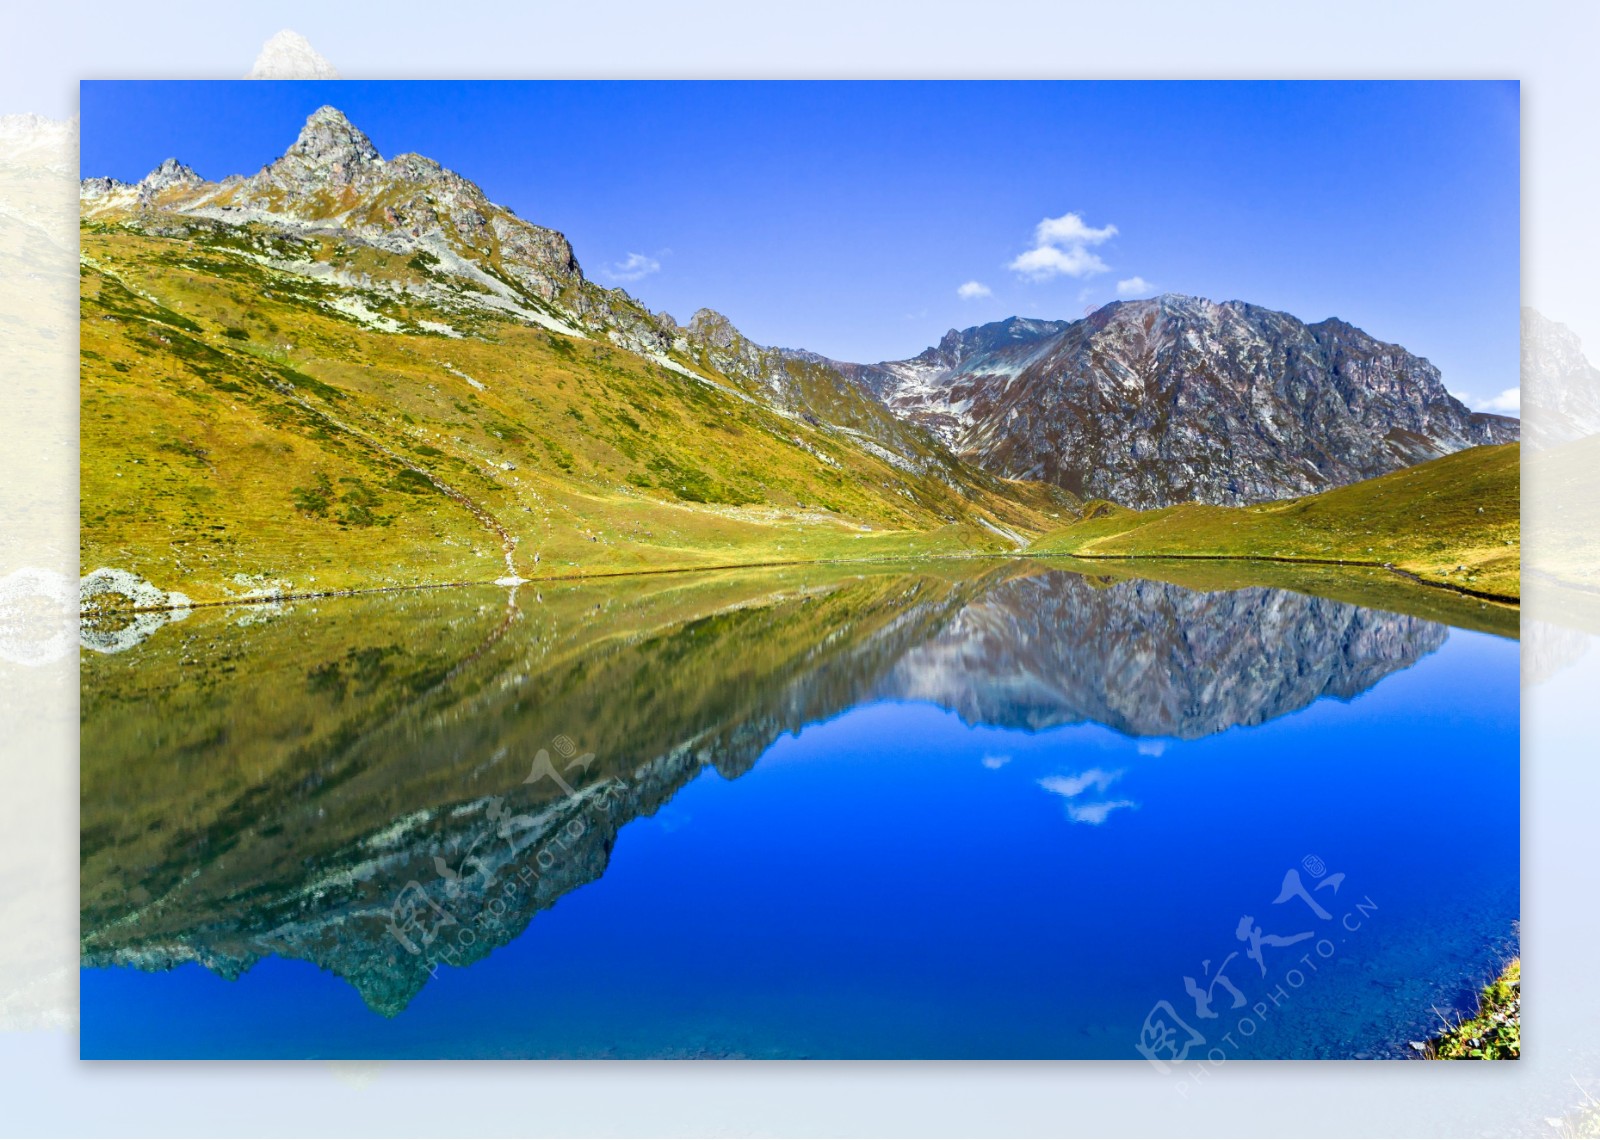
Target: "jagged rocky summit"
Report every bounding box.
[77,107,952,461]
[820,297,1518,508]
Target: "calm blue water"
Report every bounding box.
[79,567,1519,1059]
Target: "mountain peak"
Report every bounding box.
[140,157,201,192]
[305,104,355,128]
[1106,292,1212,317]
[274,106,381,182]
[849,293,1516,508]
[687,308,741,349]
[917,315,1070,366]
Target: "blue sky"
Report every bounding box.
[81,81,1520,409]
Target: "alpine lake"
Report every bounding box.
[79,557,1519,1060]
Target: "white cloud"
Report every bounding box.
[981,753,1011,769]
[1038,768,1136,824]
[1449,387,1521,415]
[957,280,992,300]
[1483,387,1521,414]
[1038,767,1122,798]
[1009,211,1117,281]
[1011,245,1109,280]
[1136,739,1166,757]
[1116,276,1153,297]
[1036,213,1118,247]
[603,252,661,282]
[1065,799,1139,825]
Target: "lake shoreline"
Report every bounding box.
[78,546,1523,618]
[1406,927,1522,1062]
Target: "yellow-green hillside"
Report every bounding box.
[1033,444,1520,601]
[81,222,1073,606]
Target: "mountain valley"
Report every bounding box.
[79,106,1521,610]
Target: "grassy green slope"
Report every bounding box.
[1032,444,1521,601]
[81,222,1072,604]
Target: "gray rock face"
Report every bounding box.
[1521,307,1600,448]
[79,158,201,204]
[832,296,1518,507]
[139,158,202,193]
[671,308,988,479]
[77,175,124,199]
[263,104,380,189]
[89,106,590,313]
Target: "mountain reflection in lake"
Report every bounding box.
[80,561,1519,1059]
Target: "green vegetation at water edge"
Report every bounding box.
[1425,958,1520,1060]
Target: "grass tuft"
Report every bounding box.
[1425,958,1520,1060]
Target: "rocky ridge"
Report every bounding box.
[79,107,985,485]
[822,297,1518,508]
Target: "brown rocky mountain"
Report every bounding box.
[812,297,1518,507]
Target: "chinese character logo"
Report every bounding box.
[387,880,457,955]
[1135,1000,1206,1072]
